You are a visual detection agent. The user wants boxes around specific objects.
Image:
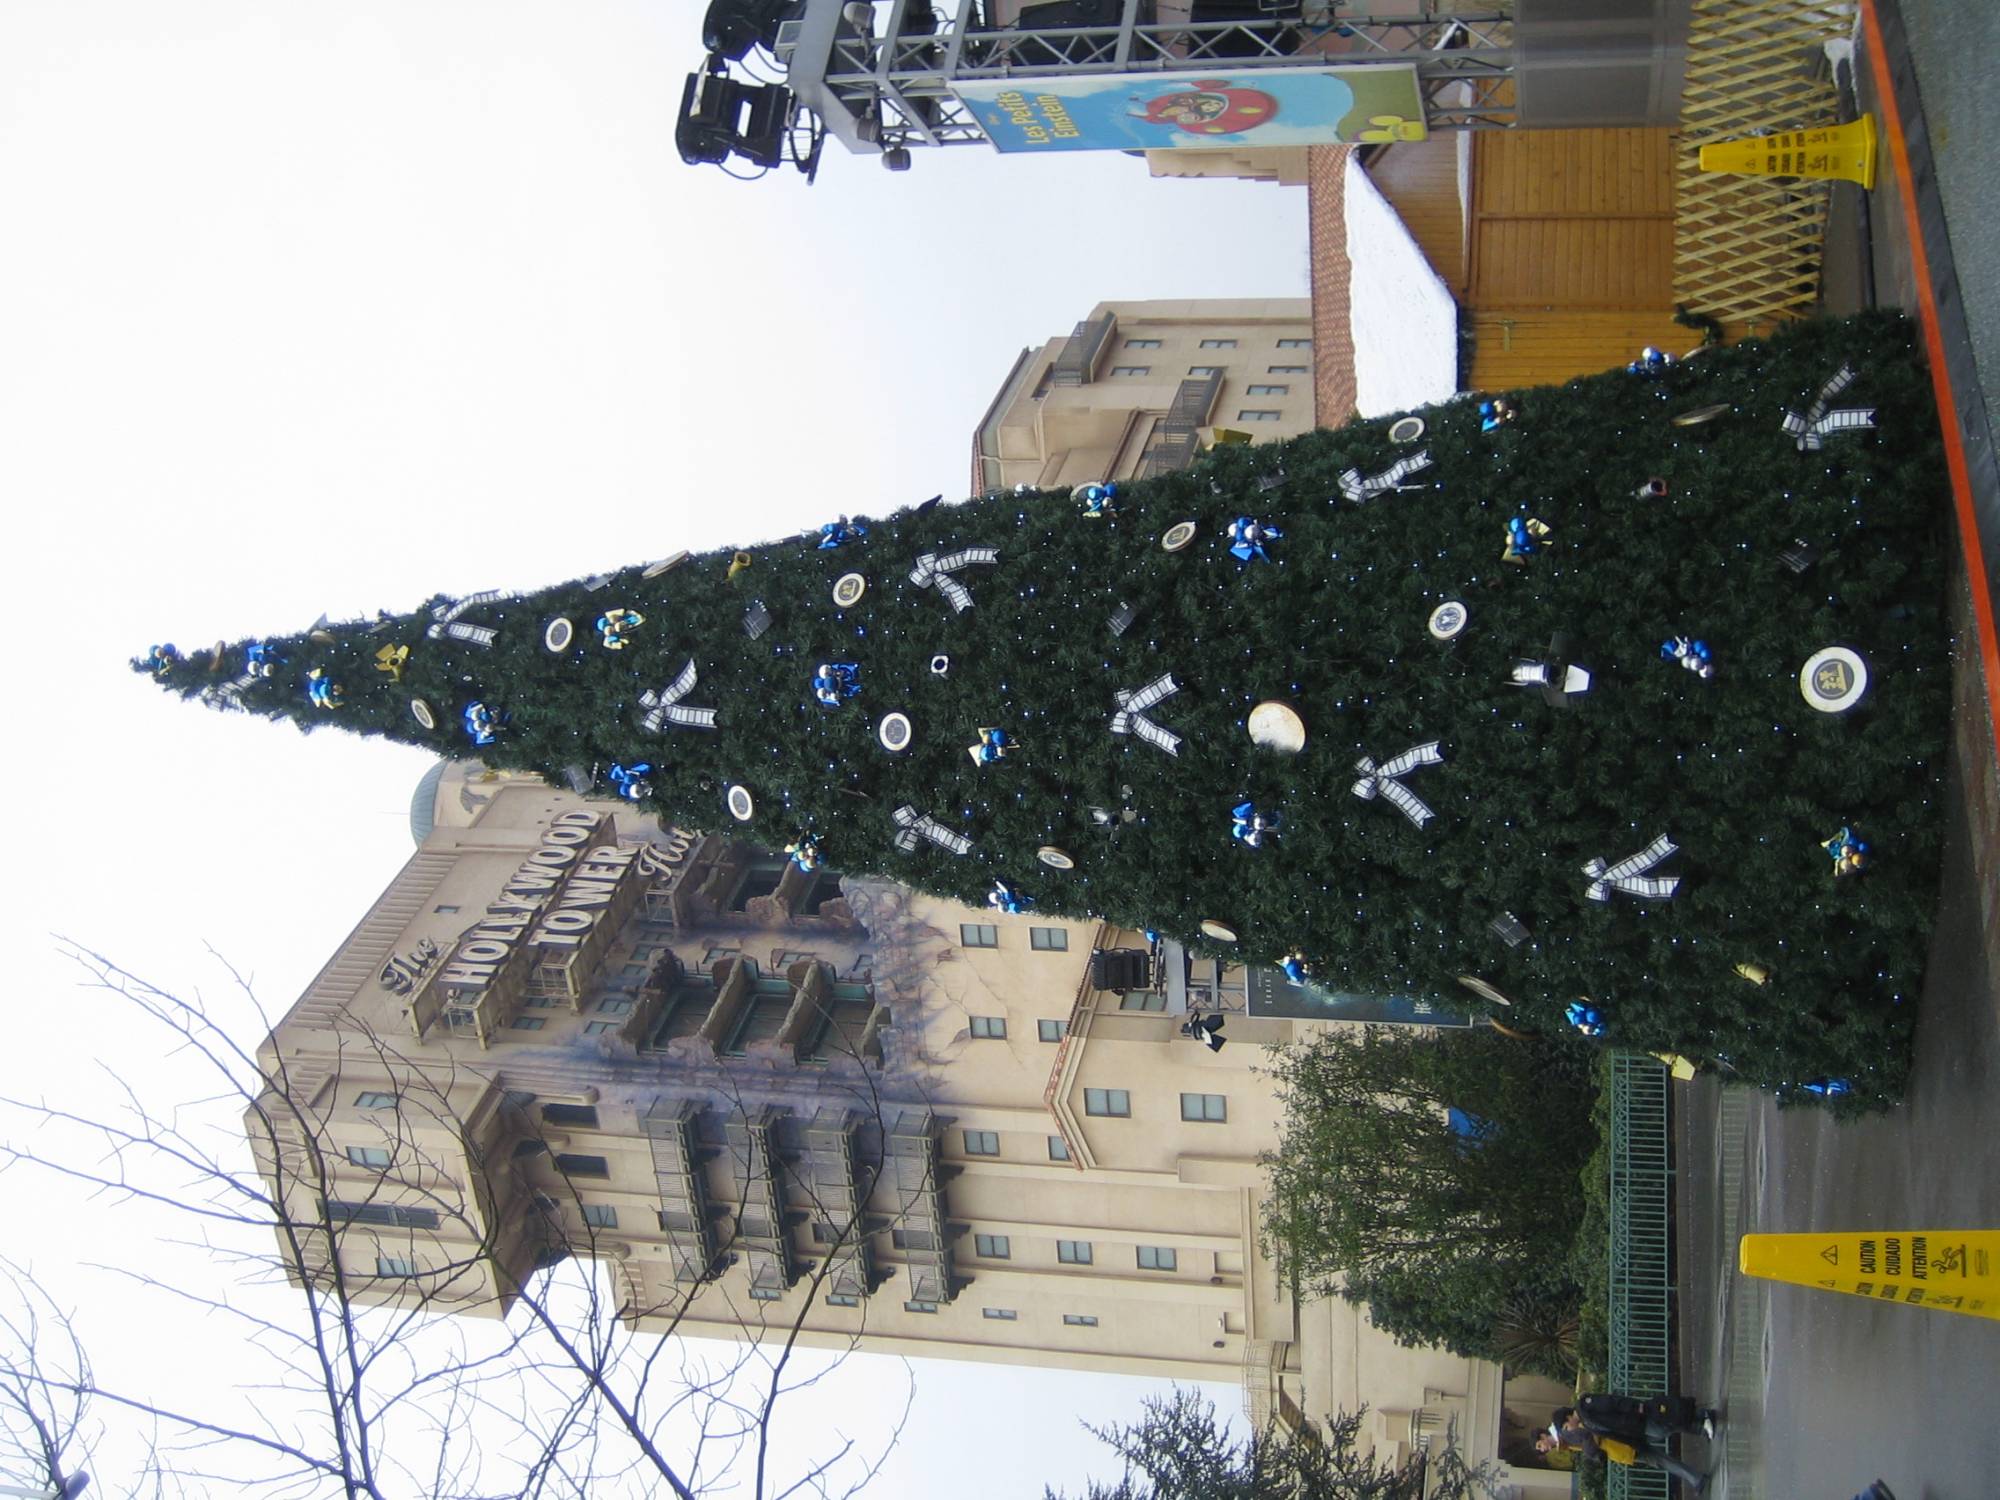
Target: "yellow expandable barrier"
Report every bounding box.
[1697,116,1877,190]
[1739,1229,2000,1320]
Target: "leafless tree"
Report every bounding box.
[0,944,914,1500]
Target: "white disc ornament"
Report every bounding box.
[1199,920,1239,944]
[1037,846,1076,870]
[930,654,950,677]
[832,573,867,608]
[1800,647,1868,713]
[543,618,574,652]
[877,712,913,752]
[410,699,436,730]
[1160,521,1198,553]
[1389,416,1426,444]
[1428,601,1468,640]
[1247,701,1307,753]
[726,784,756,822]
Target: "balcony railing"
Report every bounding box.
[1606,1053,1673,1500]
[644,1097,719,1283]
[1049,312,1116,388]
[886,1111,955,1305]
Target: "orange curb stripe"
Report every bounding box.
[1861,0,2000,763]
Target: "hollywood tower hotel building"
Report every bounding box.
[258,761,1568,1488]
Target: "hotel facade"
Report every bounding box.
[254,762,1569,1491]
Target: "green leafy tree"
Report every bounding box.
[140,313,1950,1103]
[1045,1388,1487,1500]
[1260,1025,1598,1371]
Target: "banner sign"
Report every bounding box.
[952,66,1425,154]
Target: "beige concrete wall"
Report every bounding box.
[976,299,1317,493]
[255,767,1523,1457]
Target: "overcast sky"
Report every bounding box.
[0,2,1317,1493]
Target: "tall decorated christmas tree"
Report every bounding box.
[142,313,1952,1108]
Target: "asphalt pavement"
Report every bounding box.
[1674,5,2000,1498]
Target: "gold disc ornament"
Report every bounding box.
[832,573,867,608]
[1199,919,1238,944]
[1037,846,1076,870]
[1673,402,1733,427]
[1388,416,1426,444]
[726,784,755,822]
[1246,701,1307,753]
[410,698,436,730]
[1160,521,1199,553]
[543,618,574,652]
[642,551,690,579]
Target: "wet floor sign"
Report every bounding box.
[1739,1231,2000,1320]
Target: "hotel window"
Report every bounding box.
[621,963,648,978]
[354,1091,397,1110]
[983,1307,1018,1321]
[1058,1240,1094,1265]
[892,1228,938,1251]
[975,1233,1012,1259]
[963,1129,1001,1157]
[525,995,559,1008]
[1187,365,1222,377]
[970,1015,1008,1039]
[324,1200,438,1230]
[434,904,459,914]
[1268,365,1309,375]
[827,1293,860,1307]
[553,1153,610,1179]
[597,997,634,1016]
[1064,1314,1099,1327]
[1047,1135,1071,1162]
[1237,409,1282,422]
[1180,1093,1228,1123]
[1137,1245,1178,1271]
[1038,1018,1066,1043]
[904,1300,939,1314]
[1083,1088,1130,1118]
[1111,365,1151,377]
[580,1204,618,1229]
[511,1016,548,1031]
[1118,992,1167,1012]
[375,1255,417,1278]
[1198,338,1238,349]
[1124,337,1162,348]
[583,1021,618,1035]
[345,1146,391,1169]
[1277,337,1312,348]
[749,1286,784,1302]
[1246,384,1289,396]
[1029,927,1068,952]
[541,1103,599,1127]
[959,924,999,949]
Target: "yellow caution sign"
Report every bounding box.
[1739,1230,2000,1320]
[1697,116,1877,190]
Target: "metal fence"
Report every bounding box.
[1605,1052,1674,1500]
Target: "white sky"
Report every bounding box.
[0,2,1315,1493]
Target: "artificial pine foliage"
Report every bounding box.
[142,313,1951,1107]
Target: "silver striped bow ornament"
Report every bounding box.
[1337,449,1432,504]
[1782,365,1875,451]
[1351,741,1444,827]
[892,804,973,855]
[1583,834,1680,902]
[427,589,512,648]
[640,660,717,730]
[908,547,999,613]
[1110,673,1183,757]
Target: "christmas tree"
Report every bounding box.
[142,313,1952,1108]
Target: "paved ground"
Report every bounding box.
[1675,6,2000,1499]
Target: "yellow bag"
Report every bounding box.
[1598,1437,1639,1466]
